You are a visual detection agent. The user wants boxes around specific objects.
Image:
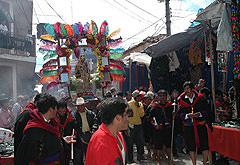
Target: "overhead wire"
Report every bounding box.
[43,0,66,23]
[110,0,153,24]
[35,0,49,22]
[123,0,166,24]
[101,0,150,24]
[122,17,164,43]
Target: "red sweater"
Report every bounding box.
[85,123,127,165]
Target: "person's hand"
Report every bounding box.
[187,113,195,119]
[63,135,76,144]
[81,138,88,144]
[194,112,200,118]
[135,102,140,107]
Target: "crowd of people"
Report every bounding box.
[0,79,235,165]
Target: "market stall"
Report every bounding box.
[208,124,240,161]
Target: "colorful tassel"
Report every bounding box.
[60,23,68,37]
[64,24,73,36]
[99,21,108,36]
[109,59,124,66]
[107,28,120,39]
[110,69,126,75]
[44,24,55,38]
[40,34,55,41]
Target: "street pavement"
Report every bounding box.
[129,146,240,165]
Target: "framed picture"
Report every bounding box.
[60,73,69,82]
[102,57,108,66]
[59,57,67,66]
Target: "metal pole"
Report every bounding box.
[209,21,217,122]
[165,0,171,36]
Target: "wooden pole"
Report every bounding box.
[129,58,132,92]
[209,21,217,122]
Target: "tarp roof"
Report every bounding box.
[144,0,232,58]
[143,24,204,58]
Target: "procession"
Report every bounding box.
[0,0,239,164]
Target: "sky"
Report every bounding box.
[34,0,215,72]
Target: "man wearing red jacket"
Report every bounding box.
[85,98,128,165]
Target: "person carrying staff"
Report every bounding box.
[178,81,211,165]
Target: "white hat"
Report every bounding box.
[132,90,141,98]
[74,97,86,105]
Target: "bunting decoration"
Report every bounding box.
[232,0,240,79]
[40,20,126,92]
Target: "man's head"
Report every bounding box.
[132,90,142,102]
[183,81,194,97]
[0,98,9,109]
[158,89,168,104]
[33,93,42,105]
[57,98,67,116]
[100,98,128,130]
[116,92,124,99]
[125,91,132,101]
[153,93,160,102]
[198,79,206,88]
[37,94,58,119]
[143,95,151,105]
[1,20,6,25]
[65,96,73,107]
[75,97,86,113]
[200,87,210,98]
[110,87,117,95]
[105,91,112,98]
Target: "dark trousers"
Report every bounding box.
[129,125,144,160]
[73,132,91,165]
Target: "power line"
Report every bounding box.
[122,17,164,43]
[43,0,66,23]
[110,0,153,24]
[101,0,150,24]
[124,0,160,20]
[33,6,40,24]
[35,0,49,22]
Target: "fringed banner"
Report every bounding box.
[39,48,56,55]
[43,59,58,68]
[110,73,125,83]
[109,63,124,70]
[107,28,120,39]
[40,34,55,41]
[110,69,126,75]
[40,75,58,84]
[43,53,57,61]
[42,70,58,77]
[109,52,123,60]
[46,82,59,90]
[107,37,122,48]
[109,48,125,53]
[109,59,124,66]
[40,65,58,74]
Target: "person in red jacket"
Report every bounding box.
[85,98,128,165]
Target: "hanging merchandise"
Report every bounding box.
[232,0,240,79]
[217,51,227,72]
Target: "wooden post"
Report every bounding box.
[129,58,132,92]
[209,21,217,122]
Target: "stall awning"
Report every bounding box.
[143,24,204,58]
